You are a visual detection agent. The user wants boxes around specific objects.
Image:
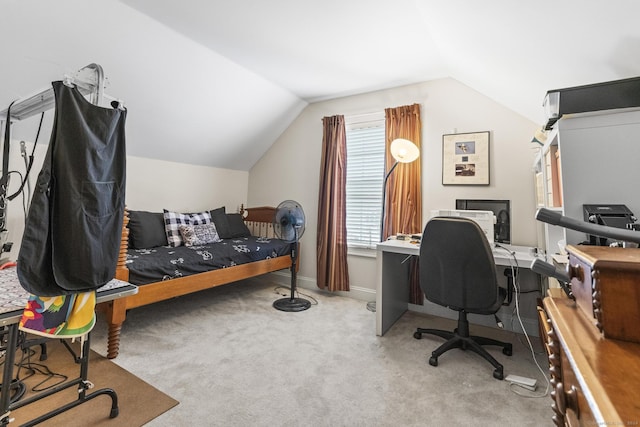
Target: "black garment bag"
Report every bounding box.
[17,81,127,296]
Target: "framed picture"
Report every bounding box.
[442,131,490,185]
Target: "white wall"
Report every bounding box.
[1,141,248,261]
[4,77,541,303]
[124,156,248,213]
[248,78,541,299]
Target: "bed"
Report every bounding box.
[97,205,295,359]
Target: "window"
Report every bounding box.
[345,113,385,249]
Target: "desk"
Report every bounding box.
[375,239,539,336]
[0,268,137,426]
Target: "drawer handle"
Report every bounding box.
[567,264,584,282]
[555,382,579,417]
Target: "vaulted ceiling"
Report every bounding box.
[2,0,640,170]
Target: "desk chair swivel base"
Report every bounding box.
[413,311,512,380]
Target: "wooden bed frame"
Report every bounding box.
[97,206,294,359]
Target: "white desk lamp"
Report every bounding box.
[380,138,420,241]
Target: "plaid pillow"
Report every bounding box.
[163,210,211,247]
[179,223,221,246]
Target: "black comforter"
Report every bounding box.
[126,236,291,285]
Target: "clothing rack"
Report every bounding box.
[0,63,120,238]
[0,63,111,121]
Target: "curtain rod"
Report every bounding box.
[0,63,109,121]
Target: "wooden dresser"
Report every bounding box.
[563,245,640,342]
[539,256,640,425]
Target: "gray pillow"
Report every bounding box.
[225,213,251,238]
[210,206,231,238]
[128,211,167,249]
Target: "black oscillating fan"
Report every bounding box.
[272,200,310,312]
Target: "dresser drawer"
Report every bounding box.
[539,304,597,426]
[558,350,596,426]
[541,296,639,425]
[565,252,596,328]
[566,245,640,343]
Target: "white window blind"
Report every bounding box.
[345,113,385,249]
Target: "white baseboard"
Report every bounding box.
[267,271,376,302]
[267,271,539,337]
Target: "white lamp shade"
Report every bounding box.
[390,138,420,163]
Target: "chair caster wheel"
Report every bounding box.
[429,356,438,367]
[493,368,504,380]
[503,344,513,356]
[413,332,422,339]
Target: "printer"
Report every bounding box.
[429,209,495,246]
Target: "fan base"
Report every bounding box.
[273,297,311,312]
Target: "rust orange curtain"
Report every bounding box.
[316,115,350,292]
[383,104,422,239]
[384,104,423,304]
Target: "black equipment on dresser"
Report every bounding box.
[583,204,638,246]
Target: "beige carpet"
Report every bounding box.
[88,277,552,426]
[9,338,178,426]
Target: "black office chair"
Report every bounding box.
[413,216,512,380]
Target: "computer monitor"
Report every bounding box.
[456,199,511,244]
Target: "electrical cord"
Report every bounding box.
[16,345,68,393]
[0,111,44,252]
[0,170,24,256]
[510,264,550,398]
[493,245,550,398]
[0,331,67,403]
[273,286,318,305]
[20,141,33,220]
[8,112,44,203]
[0,359,27,403]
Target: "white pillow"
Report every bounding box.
[179,223,221,246]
